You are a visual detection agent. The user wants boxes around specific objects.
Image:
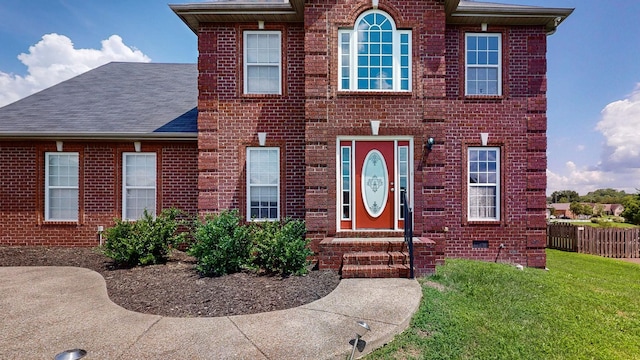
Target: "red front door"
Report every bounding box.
[354,141,394,229]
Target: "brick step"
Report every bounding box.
[341,264,411,279]
[318,237,437,277]
[321,238,408,253]
[342,251,408,266]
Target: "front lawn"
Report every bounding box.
[366,249,640,359]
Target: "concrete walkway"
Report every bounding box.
[0,267,422,359]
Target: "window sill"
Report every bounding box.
[338,91,413,97]
[464,94,505,101]
[43,221,80,226]
[242,93,282,99]
[467,220,502,226]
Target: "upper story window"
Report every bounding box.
[339,10,411,92]
[243,31,282,95]
[45,152,79,221]
[123,153,156,220]
[466,33,502,96]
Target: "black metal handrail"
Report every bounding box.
[402,191,414,279]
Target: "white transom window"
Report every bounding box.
[246,147,280,221]
[339,10,411,92]
[244,31,282,94]
[45,152,79,221]
[122,153,156,220]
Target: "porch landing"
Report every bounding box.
[318,237,436,279]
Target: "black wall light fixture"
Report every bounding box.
[426,137,435,150]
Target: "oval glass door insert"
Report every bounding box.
[361,149,388,218]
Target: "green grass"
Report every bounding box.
[365,250,640,360]
[574,221,638,229]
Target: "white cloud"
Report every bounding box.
[596,84,640,169]
[547,161,612,195]
[547,161,638,196]
[548,83,640,195]
[0,33,150,107]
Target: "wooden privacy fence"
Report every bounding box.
[547,223,640,258]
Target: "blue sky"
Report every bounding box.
[1,0,639,196]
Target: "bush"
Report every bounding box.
[188,212,313,277]
[250,219,313,276]
[189,210,251,276]
[101,208,186,267]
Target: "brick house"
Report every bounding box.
[548,203,573,219]
[0,63,199,247]
[0,0,572,277]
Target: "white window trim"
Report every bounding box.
[467,147,501,221]
[397,145,409,220]
[243,30,282,95]
[335,136,414,232]
[45,152,79,222]
[122,152,157,221]
[340,145,352,221]
[246,147,281,221]
[338,10,412,92]
[465,33,502,96]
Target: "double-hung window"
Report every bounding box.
[45,152,79,221]
[468,147,500,221]
[244,31,281,94]
[339,10,411,91]
[246,147,280,221]
[123,153,156,220]
[466,33,502,96]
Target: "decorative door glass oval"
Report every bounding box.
[361,149,388,218]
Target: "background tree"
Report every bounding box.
[621,191,640,225]
[580,188,629,204]
[549,190,580,203]
[593,203,605,217]
[570,202,593,218]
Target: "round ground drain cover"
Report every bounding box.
[54,349,87,360]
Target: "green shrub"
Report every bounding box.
[101,208,186,267]
[189,210,251,276]
[250,219,313,276]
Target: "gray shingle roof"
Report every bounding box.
[0,62,197,139]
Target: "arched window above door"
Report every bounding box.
[338,10,411,92]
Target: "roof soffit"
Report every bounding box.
[447,0,574,34]
[170,0,304,33]
[172,1,572,35]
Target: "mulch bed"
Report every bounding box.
[0,246,341,318]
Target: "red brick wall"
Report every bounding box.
[196,22,306,220]
[439,25,549,267]
[0,141,198,246]
[192,1,549,267]
[303,0,448,254]
[299,0,548,267]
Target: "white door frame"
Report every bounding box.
[335,136,414,232]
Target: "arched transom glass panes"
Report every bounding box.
[339,10,411,92]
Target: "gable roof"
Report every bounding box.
[549,203,571,211]
[0,62,198,140]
